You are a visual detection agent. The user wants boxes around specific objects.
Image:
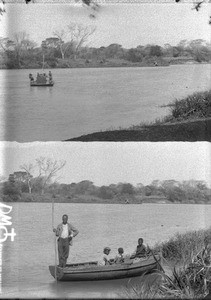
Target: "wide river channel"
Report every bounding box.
[0,64,210,142]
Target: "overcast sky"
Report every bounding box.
[0,142,210,187]
[1,3,210,48]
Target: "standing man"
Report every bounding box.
[53,214,79,268]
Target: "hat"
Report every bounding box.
[104,247,111,252]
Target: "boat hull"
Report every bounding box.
[30,81,54,87]
[49,255,161,281]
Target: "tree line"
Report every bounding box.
[0,26,211,69]
[0,157,210,204]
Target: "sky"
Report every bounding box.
[0,3,210,48]
[0,142,210,187]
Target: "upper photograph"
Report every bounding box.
[0,1,210,142]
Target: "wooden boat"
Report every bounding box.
[49,254,161,281]
[30,81,54,87]
[29,72,54,87]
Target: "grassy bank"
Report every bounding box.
[1,192,169,204]
[67,90,211,142]
[3,192,211,204]
[154,228,211,263]
[124,228,211,299]
[1,56,196,70]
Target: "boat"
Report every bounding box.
[49,254,161,281]
[30,81,54,87]
[29,73,54,87]
[29,45,54,86]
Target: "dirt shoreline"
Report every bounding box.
[65,118,211,142]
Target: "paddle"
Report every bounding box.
[147,244,165,273]
[52,195,57,282]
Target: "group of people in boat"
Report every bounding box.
[53,214,149,268]
[29,71,53,84]
[99,237,149,266]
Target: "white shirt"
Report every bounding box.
[98,253,113,266]
[61,224,69,239]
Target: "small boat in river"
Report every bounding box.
[29,72,54,87]
[30,81,54,87]
[49,254,161,281]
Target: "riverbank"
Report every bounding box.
[2,192,211,204]
[67,90,211,142]
[1,57,209,70]
[125,228,211,298]
[1,193,168,204]
[67,118,211,142]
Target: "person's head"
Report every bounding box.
[103,247,111,255]
[62,214,68,224]
[138,238,143,245]
[118,247,124,255]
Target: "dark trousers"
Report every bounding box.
[58,237,69,267]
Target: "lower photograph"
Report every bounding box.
[0,141,211,298]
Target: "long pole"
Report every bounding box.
[52,197,57,282]
[42,53,45,71]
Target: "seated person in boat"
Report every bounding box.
[114,247,125,264]
[29,73,34,82]
[98,247,114,266]
[130,238,147,259]
[36,73,47,84]
[48,71,53,83]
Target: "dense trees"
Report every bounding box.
[0,30,210,69]
[0,157,66,200]
[1,165,210,204]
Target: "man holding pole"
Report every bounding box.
[53,214,79,268]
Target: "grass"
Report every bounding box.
[122,228,211,299]
[67,90,211,141]
[103,90,211,130]
[130,90,211,129]
[153,228,211,263]
[166,90,211,121]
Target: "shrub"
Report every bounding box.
[154,228,211,263]
[170,90,211,120]
[20,193,34,202]
[124,229,211,299]
[2,194,21,202]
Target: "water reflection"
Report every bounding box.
[47,279,129,298]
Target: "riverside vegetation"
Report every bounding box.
[68,90,211,141]
[0,29,211,69]
[123,228,211,299]
[0,163,211,204]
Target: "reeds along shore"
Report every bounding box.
[124,228,211,299]
[131,90,211,127]
[68,90,211,142]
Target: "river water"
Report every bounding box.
[1,64,210,142]
[1,202,211,298]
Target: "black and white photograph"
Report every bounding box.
[0,0,211,299]
[0,0,210,142]
[0,141,211,298]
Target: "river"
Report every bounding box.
[0,64,210,142]
[1,202,211,298]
